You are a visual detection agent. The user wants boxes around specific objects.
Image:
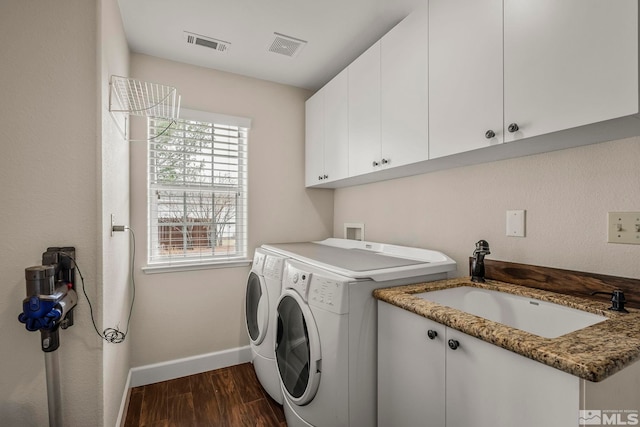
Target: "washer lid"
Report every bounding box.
[267,242,422,271]
[263,239,456,281]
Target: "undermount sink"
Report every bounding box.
[416,286,607,338]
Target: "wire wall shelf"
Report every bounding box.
[109,75,181,140]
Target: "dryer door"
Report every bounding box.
[245,272,269,345]
[275,290,321,406]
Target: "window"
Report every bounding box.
[146,109,250,270]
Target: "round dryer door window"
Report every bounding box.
[245,272,269,344]
[275,291,321,405]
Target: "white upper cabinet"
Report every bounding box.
[324,70,349,182]
[304,89,324,187]
[429,0,638,158]
[304,69,349,187]
[348,42,382,177]
[381,4,429,168]
[306,0,640,188]
[428,0,504,159]
[503,0,639,142]
[349,5,430,178]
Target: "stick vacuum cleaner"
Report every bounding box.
[18,247,78,427]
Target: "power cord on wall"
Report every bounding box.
[62,226,136,344]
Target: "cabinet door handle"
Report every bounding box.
[427,330,438,340]
[318,175,323,181]
[485,130,496,139]
[381,158,389,165]
[448,339,460,350]
[507,123,520,133]
[372,161,380,167]
[324,174,328,179]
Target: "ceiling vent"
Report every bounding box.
[268,32,307,58]
[184,31,230,53]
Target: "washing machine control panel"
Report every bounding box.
[309,276,348,314]
[284,265,312,300]
[284,263,348,314]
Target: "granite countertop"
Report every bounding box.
[373,277,640,382]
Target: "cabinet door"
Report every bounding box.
[428,0,503,159]
[378,302,445,427]
[348,42,381,177]
[445,329,579,427]
[504,0,639,142]
[305,90,324,187]
[380,5,429,168]
[323,69,349,183]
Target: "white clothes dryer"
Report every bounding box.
[244,248,286,403]
[272,241,455,427]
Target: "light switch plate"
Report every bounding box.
[506,210,526,237]
[608,212,640,244]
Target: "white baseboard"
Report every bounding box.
[116,370,132,427]
[129,345,252,388]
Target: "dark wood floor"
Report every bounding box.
[123,362,287,427]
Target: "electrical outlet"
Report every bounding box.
[608,212,640,244]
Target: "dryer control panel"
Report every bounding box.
[263,256,284,281]
[251,250,267,274]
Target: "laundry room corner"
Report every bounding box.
[127,53,334,370]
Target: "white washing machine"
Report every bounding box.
[244,248,286,403]
[268,239,456,427]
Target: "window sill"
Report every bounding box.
[142,259,252,274]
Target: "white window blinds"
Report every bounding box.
[147,110,249,266]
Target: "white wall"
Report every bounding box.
[0,1,102,426]
[99,1,132,426]
[129,54,334,366]
[334,137,640,280]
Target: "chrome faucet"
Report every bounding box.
[470,240,490,283]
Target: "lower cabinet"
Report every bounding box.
[445,325,578,427]
[378,301,579,427]
[378,301,446,427]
